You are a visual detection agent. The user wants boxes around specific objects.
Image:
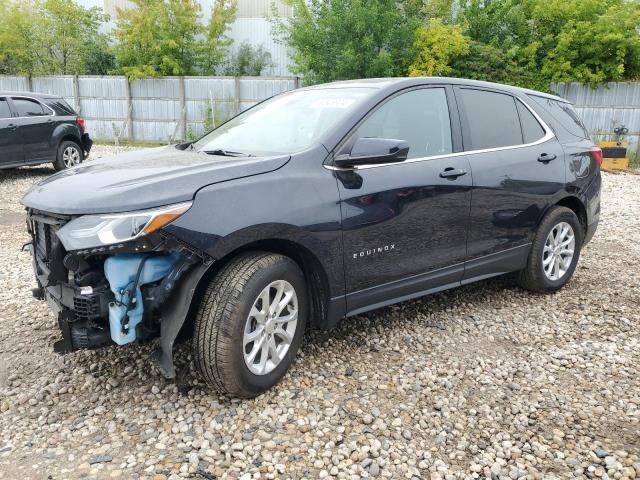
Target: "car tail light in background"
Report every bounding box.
[76,117,86,133]
[591,147,603,166]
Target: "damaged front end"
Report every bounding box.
[25,203,212,379]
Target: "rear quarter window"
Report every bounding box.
[45,98,76,116]
[528,95,590,140]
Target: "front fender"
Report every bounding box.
[163,152,344,298]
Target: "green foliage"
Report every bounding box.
[276,0,423,84]
[447,40,538,88]
[42,0,110,74]
[541,1,640,86]
[409,19,468,77]
[457,0,640,89]
[0,0,39,75]
[82,38,117,75]
[422,0,457,24]
[224,42,274,76]
[0,0,110,75]
[200,0,237,74]
[113,0,236,79]
[187,102,217,141]
[277,0,640,89]
[2,0,638,91]
[113,0,204,79]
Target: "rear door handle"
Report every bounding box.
[7,123,17,130]
[439,167,467,179]
[537,153,557,163]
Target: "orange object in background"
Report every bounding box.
[599,140,630,170]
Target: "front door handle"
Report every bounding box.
[7,123,16,130]
[537,153,557,163]
[439,167,467,179]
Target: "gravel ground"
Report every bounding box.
[0,147,638,480]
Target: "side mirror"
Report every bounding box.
[334,137,410,168]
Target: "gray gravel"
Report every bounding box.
[0,149,638,479]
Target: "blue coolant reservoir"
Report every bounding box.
[104,253,180,345]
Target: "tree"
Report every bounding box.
[114,0,204,79]
[541,1,640,86]
[447,40,536,87]
[224,42,274,76]
[422,0,458,24]
[409,19,468,77]
[0,0,110,75]
[200,0,237,74]
[276,0,423,84]
[42,0,110,74]
[0,0,41,75]
[82,37,116,75]
[457,0,640,89]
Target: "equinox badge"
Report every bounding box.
[353,244,396,259]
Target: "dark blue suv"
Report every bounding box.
[22,78,601,397]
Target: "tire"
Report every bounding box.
[53,140,84,171]
[517,206,583,292]
[193,252,307,397]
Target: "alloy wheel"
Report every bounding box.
[62,146,81,168]
[542,221,575,281]
[243,280,298,375]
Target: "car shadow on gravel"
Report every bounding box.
[53,275,523,402]
[0,166,55,182]
[310,275,518,346]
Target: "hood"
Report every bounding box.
[22,146,291,215]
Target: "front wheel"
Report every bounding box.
[193,252,307,397]
[53,140,83,171]
[517,206,583,292]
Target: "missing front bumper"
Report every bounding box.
[26,209,213,379]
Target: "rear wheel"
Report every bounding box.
[53,140,83,171]
[193,252,307,397]
[517,206,583,292]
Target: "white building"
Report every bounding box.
[78,0,294,76]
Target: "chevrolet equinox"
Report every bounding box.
[22,78,601,397]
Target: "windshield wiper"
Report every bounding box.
[203,149,252,157]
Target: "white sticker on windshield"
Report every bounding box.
[310,98,355,109]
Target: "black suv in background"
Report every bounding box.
[0,92,92,171]
[22,78,601,397]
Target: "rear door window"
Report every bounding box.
[12,98,46,117]
[517,101,546,143]
[458,88,523,150]
[0,98,11,119]
[355,88,453,159]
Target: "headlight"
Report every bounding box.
[56,202,192,251]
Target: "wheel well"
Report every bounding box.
[60,135,81,147]
[182,240,331,339]
[556,196,587,234]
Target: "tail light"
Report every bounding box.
[591,147,603,167]
[76,116,86,133]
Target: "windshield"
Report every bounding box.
[193,87,373,156]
